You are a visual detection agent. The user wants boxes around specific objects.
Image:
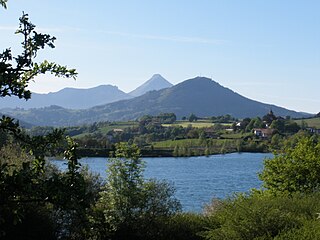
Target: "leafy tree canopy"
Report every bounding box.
[0,0,7,9]
[0,12,76,100]
[92,142,181,239]
[260,136,320,194]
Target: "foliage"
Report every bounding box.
[259,136,320,194]
[0,13,76,100]
[274,220,320,240]
[245,117,265,132]
[91,142,181,239]
[0,142,34,173]
[0,136,101,239]
[0,0,7,9]
[162,213,209,240]
[202,192,320,240]
[189,113,198,122]
[262,110,277,125]
[211,114,236,123]
[0,4,101,239]
[295,117,320,129]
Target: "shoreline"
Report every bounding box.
[75,148,270,158]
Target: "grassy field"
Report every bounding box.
[99,121,138,133]
[162,120,232,128]
[162,122,214,128]
[152,138,236,148]
[295,117,320,128]
[72,121,138,138]
[220,132,252,139]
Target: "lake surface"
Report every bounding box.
[52,152,272,212]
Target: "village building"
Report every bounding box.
[253,128,275,138]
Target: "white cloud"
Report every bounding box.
[1,24,226,45]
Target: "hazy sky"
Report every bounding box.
[0,0,319,113]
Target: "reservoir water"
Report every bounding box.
[52,152,272,212]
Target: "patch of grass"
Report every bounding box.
[99,122,138,134]
[163,122,214,128]
[153,139,203,148]
[220,132,252,139]
[153,138,236,148]
[162,120,217,128]
[295,117,320,128]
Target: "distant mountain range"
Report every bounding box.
[0,74,172,109]
[0,85,130,109]
[1,77,310,127]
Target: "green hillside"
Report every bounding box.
[295,117,320,128]
[1,77,310,126]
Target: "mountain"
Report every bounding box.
[1,77,310,126]
[129,74,173,97]
[0,85,131,109]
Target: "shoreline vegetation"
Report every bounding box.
[75,145,267,158]
[28,112,320,158]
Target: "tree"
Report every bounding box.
[0,4,98,239]
[158,112,177,124]
[262,110,277,125]
[0,13,76,100]
[188,113,198,122]
[0,0,7,9]
[0,1,77,168]
[245,117,264,132]
[259,136,320,194]
[92,142,181,239]
[270,119,285,133]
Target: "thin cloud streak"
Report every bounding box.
[0,25,16,31]
[100,30,227,45]
[0,25,82,33]
[1,25,226,45]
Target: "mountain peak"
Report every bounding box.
[129,74,173,97]
[151,73,163,78]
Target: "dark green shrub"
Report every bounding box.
[162,213,209,240]
[202,192,320,240]
[274,220,320,240]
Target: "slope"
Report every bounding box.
[128,74,173,97]
[0,85,131,109]
[1,77,310,126]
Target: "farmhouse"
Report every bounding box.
[253,128,274,138]
[113,128,124,133]
[306,127,320,134]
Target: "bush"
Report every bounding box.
[202,192,320,240]
[162,213,209,240]
[0,140,102,240]
[274,220,320,240]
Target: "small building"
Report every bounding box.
[113,128,124,133]
[253,128,274,138]
[306,127,320,134]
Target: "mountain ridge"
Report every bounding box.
[0,77,311,126]
[0,74,173,109]
[0,84,131,109]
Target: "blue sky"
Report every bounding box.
[0,0,319,113]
